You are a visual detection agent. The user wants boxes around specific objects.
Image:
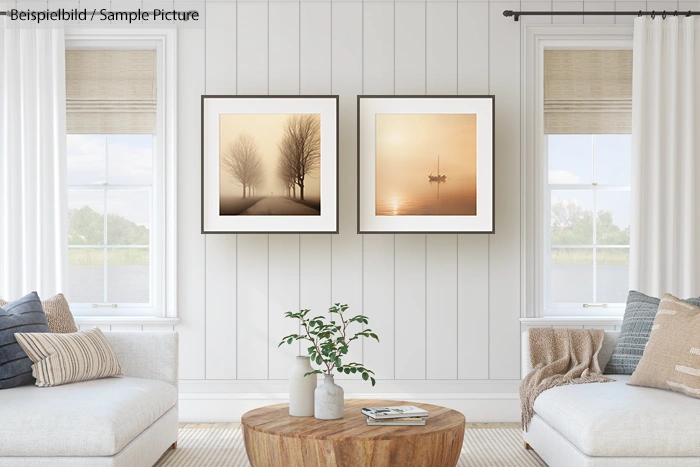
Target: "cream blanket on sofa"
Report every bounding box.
[520,328,614,430]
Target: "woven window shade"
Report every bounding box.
[544,50,632,134]
[66,50,156,134]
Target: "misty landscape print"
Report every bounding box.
[375,114,477,216]
[219,113,321,216]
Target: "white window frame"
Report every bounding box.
[65,29,177,321]
[521,25,633,319]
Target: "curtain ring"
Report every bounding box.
[674,10,678,17]
[638,10,643,17]
[651,10,656,19]
[662,11,667,19]
[687,10,692,17]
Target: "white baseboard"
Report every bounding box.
[179,392,520,423]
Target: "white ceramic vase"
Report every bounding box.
[289,356,316,417]
[314,374,344,420]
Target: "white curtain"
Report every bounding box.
[0,25,68,300]
[630,17,700,297]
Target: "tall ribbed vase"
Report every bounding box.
[314,374,344,420]
[289,356,316,417]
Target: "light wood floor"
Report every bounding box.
[180,422,520,429]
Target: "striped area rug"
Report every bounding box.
[156,426,546,467]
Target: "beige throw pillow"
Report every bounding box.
[628,293,700,398]
[14,327,123,387]
[0,293,77,333]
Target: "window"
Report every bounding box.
[546,134,631,312]
[522,33,635,317]
[67,134,154,309]
[65,31,176,318]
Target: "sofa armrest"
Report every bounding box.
[103,332,179,390]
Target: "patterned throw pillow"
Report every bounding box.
[605,291,700,374]
[0,293,77,334]
[0,292,51,389]
[15,327,123,387]
[629,294,700,398]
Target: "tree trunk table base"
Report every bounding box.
[242,399,465,467]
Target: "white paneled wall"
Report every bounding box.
[92,0,692,422]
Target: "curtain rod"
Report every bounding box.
[504,10,700,21]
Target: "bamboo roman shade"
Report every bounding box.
[544,50,632,134]
[66,50,156,134]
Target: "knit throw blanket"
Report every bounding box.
[520,328,615,431]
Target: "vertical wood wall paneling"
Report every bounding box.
[394,2,426,94]
[236,235,269,379]
[392,1,427,381]
[552,1,584,24]
[298,2,333,373]
[205,1,238,381]
[269,1,300,95]
[615,1,647,24]
[425,1,458,380]
[300,2,331,94]
[268,1,301,379]
[236,2,270,380]
[488,1,521,380]
[237,2,269,96]
[456,1,490,380]
[175,0,206,379]
[329,2,364,380]
[362,1,396,380]
[268,236,301,378]
[583,1,614,24]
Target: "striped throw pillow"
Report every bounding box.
[14,327,123,387]
[0,292,51,389]
[629,294,700,399]
[0,293,77,334]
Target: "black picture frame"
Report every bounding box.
[357,95,495,234]
[201,95,340,234]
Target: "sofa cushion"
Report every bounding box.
[16,327,123,387]
[533,375,700,457]
[0,293,78,334]
[629,293,700,399]
[605,291,700,375]
[0,376,177,456]
[0,292,51,389]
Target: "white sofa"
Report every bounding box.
[522,330,700,467]
[0,332,179,467]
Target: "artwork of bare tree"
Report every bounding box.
[277,115,321,201]
[218,114,322,216]
[221,134,265,199]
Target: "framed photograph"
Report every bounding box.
[357,95,495,233]
[202,95,339,233]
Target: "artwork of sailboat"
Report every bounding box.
[428,155,447,182]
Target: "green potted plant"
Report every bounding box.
[279,303,379,420]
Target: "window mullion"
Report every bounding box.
[592,135,597,304]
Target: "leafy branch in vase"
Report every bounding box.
[278,303,380,386]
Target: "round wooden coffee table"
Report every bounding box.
[241,399,465,467]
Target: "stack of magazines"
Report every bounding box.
[361,405,428,426]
